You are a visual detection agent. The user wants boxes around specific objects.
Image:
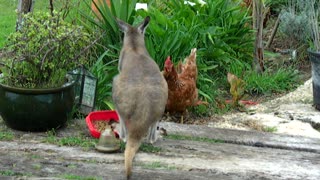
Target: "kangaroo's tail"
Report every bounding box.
[125,136,141,179]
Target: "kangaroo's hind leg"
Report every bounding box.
[147,121,158,144]
[117,112,128,142]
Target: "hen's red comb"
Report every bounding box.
[165,56,172,65]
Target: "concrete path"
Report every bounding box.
[0,121,319,180]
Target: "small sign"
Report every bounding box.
[82,77,97,107]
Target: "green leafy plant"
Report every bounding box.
[139,143,162,153]
[0,131,14,141]
[279,3,310,45]
[89,51,118,110]
[280,0,320,51]
[82,0,137,60]
[1,11,94,88]
[263,126,278,133]
[140,161,176,170]
[81,0,293,113]
[80,0,137,109]
[136,0,253,105]
[44,129,97,150]
[137,2,200,65]
[60,174,101,180]
[244,68,300,95]
[0,170,15,176]
[265,0,287,14]
[197,0,253,75]
[166,134,224,143]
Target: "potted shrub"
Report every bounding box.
[0,11,93,131]
[306,0,320,110]
[280,0,320,110]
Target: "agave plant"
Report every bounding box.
[81,0,137,110]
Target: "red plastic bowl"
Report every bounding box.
[85,110,119,138]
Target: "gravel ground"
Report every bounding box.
[210,78,320,139]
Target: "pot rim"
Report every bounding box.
[0,79,76,94]
[308,48,320,55]
[308,48,320,65]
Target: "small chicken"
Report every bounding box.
[227,72,246,107]
[163,48,207,123]
[179,48,207,107]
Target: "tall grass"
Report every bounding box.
[244,68,300,95]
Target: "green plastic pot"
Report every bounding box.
[0,81,76,131]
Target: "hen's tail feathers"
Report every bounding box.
[177,60,184,74]
[190,48,197,62]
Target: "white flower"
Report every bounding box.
[135,3,148,11]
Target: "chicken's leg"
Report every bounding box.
[180,115,184,124]
[180,110,189,124]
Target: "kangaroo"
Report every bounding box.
[112,16,168,179]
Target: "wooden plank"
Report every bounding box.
[160,122,320,153]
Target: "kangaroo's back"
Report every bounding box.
[112,16,168,179]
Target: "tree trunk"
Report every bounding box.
[252,0,266,73]
[16,0,35,31]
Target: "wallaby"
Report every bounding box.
[112,16,168,179]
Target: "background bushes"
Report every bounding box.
[85,0,301,112]
[0,0,302,114]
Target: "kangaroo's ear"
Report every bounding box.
[116,18,129,32]
[137,16,150,34]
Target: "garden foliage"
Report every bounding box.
[82,0,137,110]
[82,0,300,112]
[1,11,93,88]
[85,0,254,111]
[279,0,320,49]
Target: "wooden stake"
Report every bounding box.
[266,14,280,49]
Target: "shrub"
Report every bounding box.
[83,0,299,112]
[279,0,320,47]
[265,0,287,14]
[197,0,254,69]
[138,0,254,103]
[1,11,93,88]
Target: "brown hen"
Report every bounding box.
[163,48,207,123]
